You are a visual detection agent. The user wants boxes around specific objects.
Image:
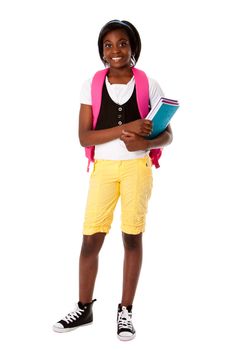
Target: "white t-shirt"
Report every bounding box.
[80,75,164,160]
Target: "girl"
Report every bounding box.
[53,19,173,341]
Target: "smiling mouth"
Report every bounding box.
[111,57,122,62]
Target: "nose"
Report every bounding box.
[111,44,121,54]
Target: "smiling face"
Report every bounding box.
[102,29,132,69]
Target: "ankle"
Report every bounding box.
[120,301,133,308]
[79,299,92,305]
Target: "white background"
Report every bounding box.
[0,0,233,349]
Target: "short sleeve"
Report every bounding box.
[80,78,92,105]
[148,77,165,109]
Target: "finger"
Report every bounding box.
[144,122,152,129]
[142,122,152,128]
[143,128,152,134]
[143,124,153,131]
[139,132,151,137]
[143,120,152,127]
[121,134,131,140]
[122,130,134,136]
[142,129,152,136]
[121,134,132,142]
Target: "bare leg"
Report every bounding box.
[79,232,106,304]
[121,232,143,306]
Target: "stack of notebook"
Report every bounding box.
[146,97,179,139]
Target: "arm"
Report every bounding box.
[120,124,173,151]
[79,104,124,147]
[147,124,173,149]
[78,104,153,147]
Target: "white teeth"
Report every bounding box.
[112,57,122,61]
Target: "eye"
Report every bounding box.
[104,42,112,48]
[119,40,129,47]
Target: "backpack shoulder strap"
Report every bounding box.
[132,67,162,169]
[91,68,109,128]
[132,67,149,118]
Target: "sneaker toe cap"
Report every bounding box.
[53,322,64,330]
[118,331,135,340]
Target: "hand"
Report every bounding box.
[124,119,152,137]
[120,130,150,151]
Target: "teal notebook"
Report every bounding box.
[146,97,179,139]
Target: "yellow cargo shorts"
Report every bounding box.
[82,156,153,235]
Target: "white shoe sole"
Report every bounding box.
[117,333,136,341]
[53,321,93,333]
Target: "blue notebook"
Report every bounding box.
[146,97,179,139]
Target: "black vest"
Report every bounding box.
[95,82,141,130]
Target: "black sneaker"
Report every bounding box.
[117,304,136,341]
[53,299,96,333]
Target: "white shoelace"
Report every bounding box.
[118,306,133,330]
[62,304,84,324]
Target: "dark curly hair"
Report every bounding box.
[98,20,141,66]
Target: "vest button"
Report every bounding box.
[117,114,122,118]
[118,121,123,125]
[118,107,123,112]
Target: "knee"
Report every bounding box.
[80,233,105,257]
[122,233,142,251]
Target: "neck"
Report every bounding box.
[107,66,133,84]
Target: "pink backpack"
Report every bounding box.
[85,67,162,171]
